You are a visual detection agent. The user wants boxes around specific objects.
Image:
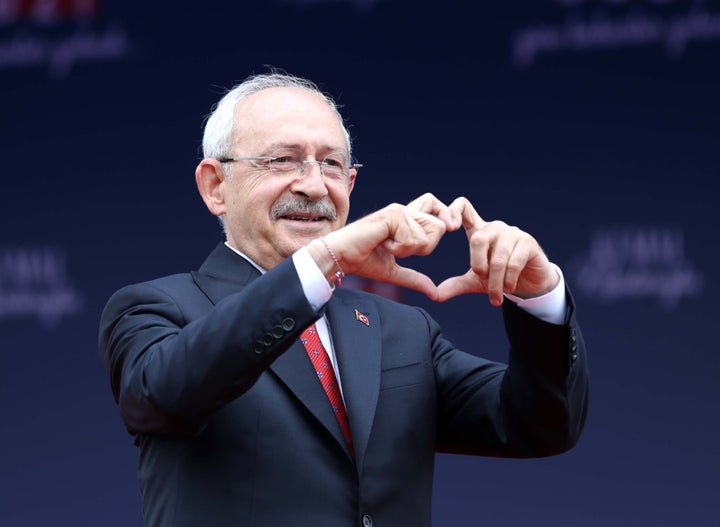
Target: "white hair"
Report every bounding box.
[201,70,353,163]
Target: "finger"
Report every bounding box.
[410,210,447,255]
[502,235,532,294]
[383,209,446,258]
[483,228,519,306]
[385,265,439,301]
[406,193,457,231]
[467,225,492,278]
[448,197,485,238]
[435,270,484,302]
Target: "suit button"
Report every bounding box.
[361,514,373,527]
[570,327,579,366]
[262,333,274,346]
[253,342,265,354]
[282,317,295,331]
[272,325,284,339]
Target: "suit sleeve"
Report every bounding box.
[98,258,321,437]
[433,286,589,458]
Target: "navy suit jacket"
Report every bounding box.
[99,242,588,527]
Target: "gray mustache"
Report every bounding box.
[271,198,337,220]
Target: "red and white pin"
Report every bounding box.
[354,309,369,326]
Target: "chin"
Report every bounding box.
[280,220,331,237]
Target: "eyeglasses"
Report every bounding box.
[218,148,363,180]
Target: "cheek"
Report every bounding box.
[329,183,352,212]
[230,177,279,210]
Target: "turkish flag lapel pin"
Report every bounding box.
[354,309,370,326]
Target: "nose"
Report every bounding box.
[301,160,327,177]
[290,160,328,200]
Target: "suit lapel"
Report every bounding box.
[191,243,355,459]
[270,293,382,463]
[326,292,381,469]
[191,243,261,303]
[270,342,353,458]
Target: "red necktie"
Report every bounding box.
[300,323,354,457]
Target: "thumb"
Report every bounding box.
[435,270,485,302]
[386,265,439,301]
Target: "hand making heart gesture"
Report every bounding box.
[433,196,560,305]
[309,193,559,304]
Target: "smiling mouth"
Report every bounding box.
[281,215,327,222]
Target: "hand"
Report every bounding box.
[436,197,559,305]
[405,192,461,233]
[312,202,448,299]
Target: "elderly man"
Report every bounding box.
[99,72,588,527]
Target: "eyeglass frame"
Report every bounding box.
[217,151,363,180]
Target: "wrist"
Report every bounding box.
[513,265,561,299]
[307,238,345,287]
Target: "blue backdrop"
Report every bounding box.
[1,1,718,525]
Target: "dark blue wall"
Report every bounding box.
[2,1,718,525]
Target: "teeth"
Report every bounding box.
[286,216,322,221]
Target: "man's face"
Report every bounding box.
[214,87,356,269]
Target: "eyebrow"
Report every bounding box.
[261,142,349,157]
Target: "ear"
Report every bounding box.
[346,168,357,195]
[195,158,227,217]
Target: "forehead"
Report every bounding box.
[233,87,347,152]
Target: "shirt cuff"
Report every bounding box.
[292,246,333,312]
[504,263,567,325]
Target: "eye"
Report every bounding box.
[272,156,295,164]
[268,151,302,171]
[323,154,346,169]
[255,158,273,168]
